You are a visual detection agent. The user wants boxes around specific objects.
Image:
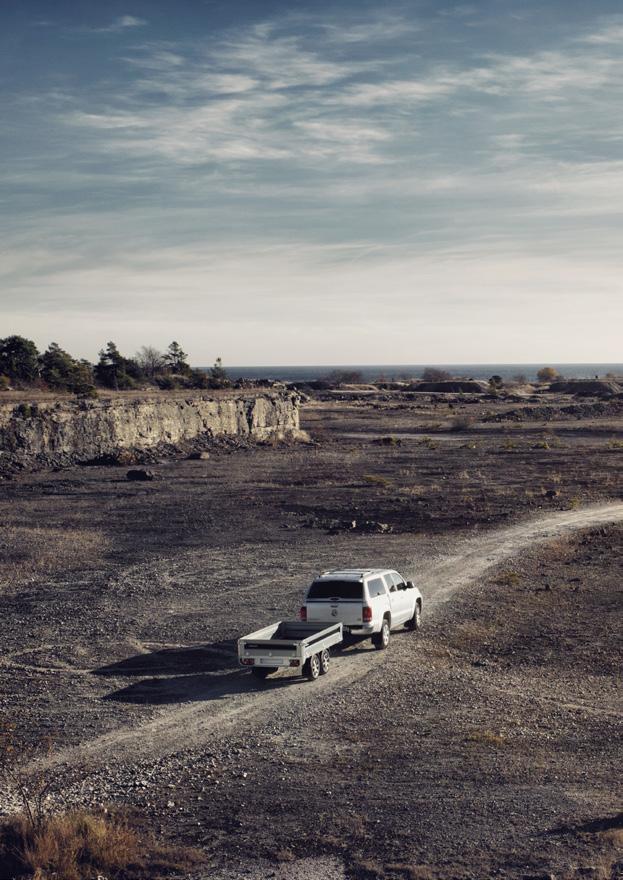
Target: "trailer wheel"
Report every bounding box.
[304,653,321,681]
[251,667,277,679]
[319,649,330,675]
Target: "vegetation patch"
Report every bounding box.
[0,809,203,880]
[465,729,507,747]
[0,525,109,588]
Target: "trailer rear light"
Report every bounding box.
[299,606,307,621]
[240,658,255,666]
[289,659,300,667]
[362,606,372,623]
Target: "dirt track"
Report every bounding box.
[39,501,623,775]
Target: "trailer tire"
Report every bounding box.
[304,653,321,681]
[251,667,277,679]
[372,617,391,650]
[319,649,330,675]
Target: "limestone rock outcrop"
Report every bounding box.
[0,391,302,467]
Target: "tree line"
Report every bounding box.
[0,336,229,395]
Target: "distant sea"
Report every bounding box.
[211,364,623,383]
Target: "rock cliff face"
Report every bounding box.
[0,391,302,465]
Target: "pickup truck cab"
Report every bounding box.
[300,568,422,650]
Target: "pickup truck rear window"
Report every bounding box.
[307,580,363,600]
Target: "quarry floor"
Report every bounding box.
[0,393,622,879]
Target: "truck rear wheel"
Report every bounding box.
[304,653,321,681]
[319,649,330,675]
[372,618,390,650]
[251,667,277,679]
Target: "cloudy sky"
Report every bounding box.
[2,0,622,365]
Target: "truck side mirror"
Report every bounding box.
[406,581,414,589]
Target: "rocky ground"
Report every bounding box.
[0,392,622,878]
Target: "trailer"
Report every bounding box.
[238,620,343,681]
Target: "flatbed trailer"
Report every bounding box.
[238,620,343,681]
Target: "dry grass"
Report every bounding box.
[362,474,392,488]
[465,729,507,747]
[0,809,202,880]
[600,827,623,847]
[0,526,109,588]
[494,570,521,587]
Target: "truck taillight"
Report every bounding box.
[299,606,307,621]
[362,606,372,623]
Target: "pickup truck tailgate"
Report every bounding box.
[306,598,363,626]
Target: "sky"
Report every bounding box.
[2,0,622,365]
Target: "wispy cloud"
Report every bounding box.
[89,15,147,34]
[581,20,623,44]
[4,5,623,362]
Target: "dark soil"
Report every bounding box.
[0,394,621,879]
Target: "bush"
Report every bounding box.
[14,403,36,419]
[449,415,474,431]
[537,367,559,383]
[74,383,98,400]
[0,375,10,391]
[156,374,180,390]
[0,809,202,880]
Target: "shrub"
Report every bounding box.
[537,366,559,383]
[449,415,474,431]
[14,403,35,419]
[0,375,9,391]
[495,570,520,587]
[363,474,392,487]
[156,374,180,390]
[74,383,98,400]
[0,809,202,880]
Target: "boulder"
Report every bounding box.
[126,468,156,481]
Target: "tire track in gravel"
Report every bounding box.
[48,502,623,770]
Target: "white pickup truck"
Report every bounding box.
[300,568,423,649]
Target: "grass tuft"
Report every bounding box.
[465,729,507,747]
[0,809,202,880]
